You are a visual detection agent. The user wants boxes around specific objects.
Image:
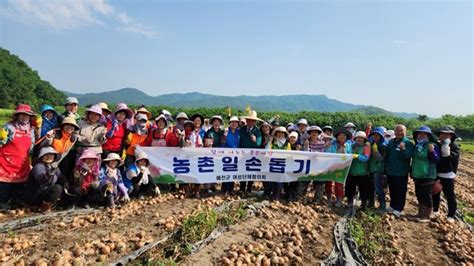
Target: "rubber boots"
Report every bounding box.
[409,203,423,219]
[416,205,432,223]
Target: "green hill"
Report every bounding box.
[0,47,66,109]
[66,88,418,119]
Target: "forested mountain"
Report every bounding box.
[0,48,66,108]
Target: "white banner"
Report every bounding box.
[137,147,353,184]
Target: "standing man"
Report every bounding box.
[239,110,262,195]
[385,124,415,217]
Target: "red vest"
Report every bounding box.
[0,128,32,183]
[103,121,126,152]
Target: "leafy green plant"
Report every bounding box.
[350,210,397,262]
[220,205,247,227]
[181,208,218,244]
[456,201,474,226]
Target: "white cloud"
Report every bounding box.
[0,0,157,38]
[117,12,157,38]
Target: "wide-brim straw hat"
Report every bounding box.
[272,126,289,137]
[136,107,153,120]
[98,102,111,114]
[241,110,263,122]
[61,116,80,130]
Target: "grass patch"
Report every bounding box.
[457,201,474,226]
[0,109,13,126]
[157,202,249,262]
[459,141,474,154]
[350,210,398,262]
[220,203,247,227]
[181,208,219,244]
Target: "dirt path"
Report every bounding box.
[388,154,474,265]
[390,184,454,264]
[0,156,472,264]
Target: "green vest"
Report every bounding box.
[411,142,437,179]
[350,144,368,176]
[369,144,385,173]
[271,141,290,150]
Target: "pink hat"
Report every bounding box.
[86,104,105,119]
[78,149,99,162]
[14,104,36,116]
[114,103,133,119]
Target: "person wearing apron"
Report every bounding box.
[0,104,36,210]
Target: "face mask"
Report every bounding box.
[417,137,428,143]
[348,128,355,134]
[277,137,287,147]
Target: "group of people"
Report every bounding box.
[0,98,460,223]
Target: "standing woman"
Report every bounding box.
[97,102,112,126]
[269,126,291,201]
[432,126,460,222]
[180,120,203,148]
[124,113,152,167]
[59,97,81,125]
[165,112,188,147]
[204,115,224,148]
[221,116,240,195]
[346,131,372,208]
[295,118,309,150]
[260,121,272,149]
[368,127,388,211]
[76,105,107,157]
[0,104,37,210]
[38,104,59,139]
[191,114,206,141]
[288,131,301,151]
[180,120,204,197]
[326,128,352,207]
[385,124,415,217]
[150,114,169,147]
[409,126,440,222]
[103,103,133,160]
[203,115,224,194]
[303,126,326,203]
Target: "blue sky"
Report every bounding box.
[0,0,472,117]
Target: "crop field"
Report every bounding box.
[0,154,471,265]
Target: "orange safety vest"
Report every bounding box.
[126,132,150,156]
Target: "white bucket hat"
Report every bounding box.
[344,122,356,128]
[353,131,367,141]
[289,131,298,139]
[176,112,189,120]
[229,116,239,123]
[103,153,124,166]
[297,119,308,126]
